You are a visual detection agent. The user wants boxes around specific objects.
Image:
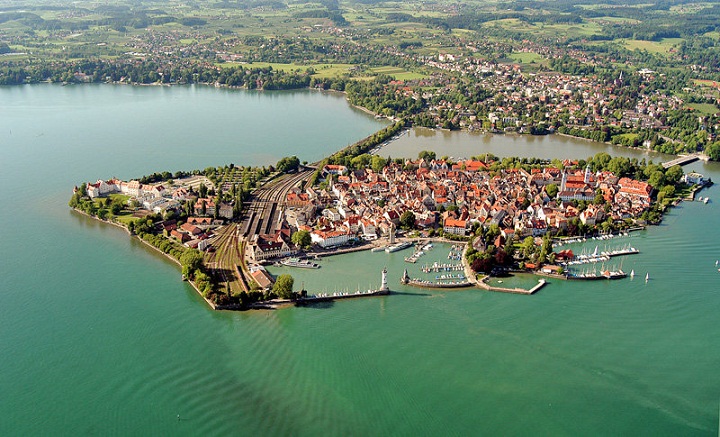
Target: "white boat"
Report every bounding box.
[630,269,635,278]
[280,257,320,269]
[385,241,413,253]
[704,197,709,204]
[645,272,649,282]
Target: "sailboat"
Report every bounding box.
[645,272,650,282]
[630,269,635,278]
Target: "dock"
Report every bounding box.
[404,278,472,289]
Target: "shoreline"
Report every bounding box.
[70,208,218,310]
[37,81,711,165]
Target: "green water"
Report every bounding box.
[2,84,719,435]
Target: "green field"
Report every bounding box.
[370,66,426,81]
[484,18,602,38]
[688,103,720,115]
[623,38,683,54]
[508,52,544,64]
[217,62,425,81]
[219,62,354,77]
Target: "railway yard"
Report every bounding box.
[206,169,311,293]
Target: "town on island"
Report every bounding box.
[69,126,712,310]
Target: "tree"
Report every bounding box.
[276,155,300,173]
[665,165,683,185]
[291,230,311,248]
[371,155,387,173]
[399,210,415,229]
[418,150,436,161]
[545,183,559,198]
[180,249,204,279]
[273,274,295,299]
[648,170,665,188]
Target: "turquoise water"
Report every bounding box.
[1,84,719,435]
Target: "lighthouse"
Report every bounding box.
[380,267,389,292]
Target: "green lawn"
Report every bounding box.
[114,211,136,225]
[615,133,639,142]
[687,103,720,115]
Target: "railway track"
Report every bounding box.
[240,170,310,238]
[205,169,311,295]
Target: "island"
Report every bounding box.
[70,135,711,309]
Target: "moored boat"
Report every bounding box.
[385,241,413,253]
[280,257,321,269]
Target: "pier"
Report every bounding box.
[477,276,547,295]
[296,288,391,304]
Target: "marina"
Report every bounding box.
[421,262,464,273]
[404,242,433,263]
[559,243,640,267]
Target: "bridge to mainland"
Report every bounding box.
[662,153,708,169]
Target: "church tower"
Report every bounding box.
[584,165,592,184]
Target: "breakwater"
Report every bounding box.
[477,276,547,295]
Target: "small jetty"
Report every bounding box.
[401,268,471,288]
[296,288,390,304]
[562,244,639,266]
[421,262,464,273]
[477,276,547,295]
[404,243,431,263]
[566,269,627,280]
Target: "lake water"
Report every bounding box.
[1,84,719,436]
[382,126,674,163]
